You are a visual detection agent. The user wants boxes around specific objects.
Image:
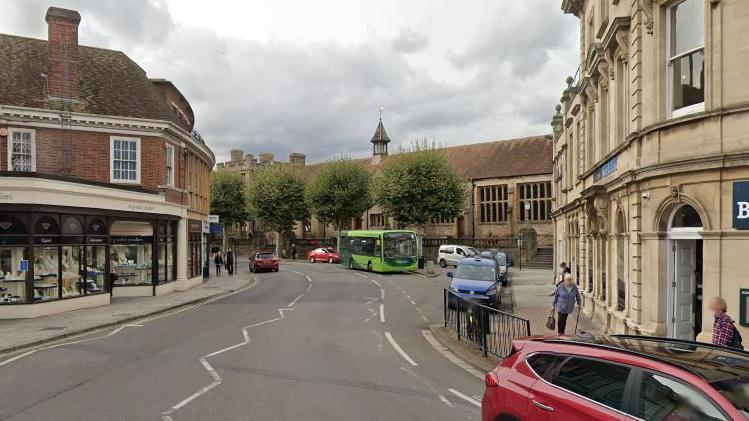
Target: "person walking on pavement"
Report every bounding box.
[711,296,742,348]
[290,243,297,260]
[553,273,581,335]
[553,262,568,287]
[214,251,223,276]
[225,248,235,276]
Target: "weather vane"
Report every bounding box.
[379,105,384,120]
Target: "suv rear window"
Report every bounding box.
[552,357,631,412]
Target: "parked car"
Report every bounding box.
[249,252,279,272]
[482,334,749,421]
[479,250,510,286]
[438,244,478,267]
[447,257,501,308]
[307,247,340,263]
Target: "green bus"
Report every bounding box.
[338,230,419,273]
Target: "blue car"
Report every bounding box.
[447,257,501,308]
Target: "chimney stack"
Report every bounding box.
[46,7,81,99]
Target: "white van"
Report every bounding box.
[437,245,476,268]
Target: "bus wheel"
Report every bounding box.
[439,259,447,268]
[367,262,372,272]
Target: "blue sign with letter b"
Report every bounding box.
[733,181,749,229]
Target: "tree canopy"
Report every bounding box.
[246,164,309,235]
[210,168,250,226]
[372,150,465,228]
[306,160,373,231]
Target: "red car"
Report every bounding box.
[483,335,749,421]
[307,247,340,263]
[249,252,279,272]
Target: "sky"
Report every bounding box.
[3,0,580,164]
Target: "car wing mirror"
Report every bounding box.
[446,272,454,278]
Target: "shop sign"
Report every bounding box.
[188,219,202,233]
[734,181,749,230]
[20,260,28,271]
[111,236,153,245]
[127,202,156,212]
[0,237,26,246]
[202,221,210,234]
[210,223,224,233]
[34,236,59,245]
[86,236,107,244]
[0,191,13,201]
[208,215,220,223]
[593,156,618,182]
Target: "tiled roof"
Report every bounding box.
[301,135,552,182]
[0,34,185,127]
[370,119,391,144]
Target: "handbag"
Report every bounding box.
[546,309,556,331]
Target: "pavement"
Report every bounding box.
[0,260,484,421]
[508,268,599,336]
[0,265,255,354]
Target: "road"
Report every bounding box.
[0,261,484,420]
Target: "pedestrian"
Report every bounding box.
[552,273,581,335]
[554,262,568,287]
[710,296,742,348]
[214,251,223,276]
[226,248,235,276]
[291,243,297,260]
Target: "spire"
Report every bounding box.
[370,106,391,156]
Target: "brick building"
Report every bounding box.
[219,118,554,258]
[552,0,749,341]
[0,8,215,318]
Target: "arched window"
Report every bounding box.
[34,215,59,235]
[670,205,702,229]
[616,209,627,312]
[0,215,26,235]
[61,216,84,236]
[86,218,107,236]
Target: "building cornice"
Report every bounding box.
[0,104,215,167]
[561,0,585,17]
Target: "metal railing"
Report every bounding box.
[444,289,531,358]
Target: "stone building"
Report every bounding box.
[552,0,749,341]
[218,118,554,256]
[0,8,214,317]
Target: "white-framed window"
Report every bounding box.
[666,0,705,118]
[7,128,36,172]
[110,136,140,183]
[165,144,175,186]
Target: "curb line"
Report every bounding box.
[428,325,499,374]
[0,276,260,356]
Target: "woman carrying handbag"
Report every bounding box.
[551,273,581,335]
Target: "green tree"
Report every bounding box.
[246,164,309,254]
[210,168,250,226]
[306,160,373,234]
[372,150,465,229]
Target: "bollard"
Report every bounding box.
[426,260,435,275]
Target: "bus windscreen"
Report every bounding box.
[383,232,417,259]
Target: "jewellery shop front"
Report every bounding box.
[0,206,181,318]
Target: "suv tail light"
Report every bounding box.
[485,372,500,388]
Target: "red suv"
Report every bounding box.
[482,335,749,421]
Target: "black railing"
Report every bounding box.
[444,289,531,358]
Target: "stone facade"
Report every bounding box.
[553,0,749,341]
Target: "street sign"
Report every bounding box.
[733,181,749,229]
[208,215,220,223]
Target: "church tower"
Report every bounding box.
[370,110,391,156]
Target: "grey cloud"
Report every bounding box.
[391,27,429,54]
[5,1,578,164]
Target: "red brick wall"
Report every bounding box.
[1,125,188,206]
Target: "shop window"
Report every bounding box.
[110,137,141,183]
[519,182,552,222]
[189,232,202,278]
[7,128,35,172]
[478,185,508,223]
[667,0,705,117]
[85,245,106,293]
[111,221,154,286]
[61,245,83,297]
[159,221,177,282]
[0,246,28,303]
[34,246,59,301]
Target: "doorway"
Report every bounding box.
[667,205,703,340]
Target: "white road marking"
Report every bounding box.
[421,330,484,379]
[380,288,385,300]
[369,279,382,287]
[353,273,369,279]
[401,366,453,408]
[385,332,417,366]
[161,272,309,420]
[421,315,430,323]
[448,388,482,408]
[364,297,377,305]
[379,303,385,323]
[288,294,304,307]
[410,300,417,305]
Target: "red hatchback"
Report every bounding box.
[483,335,749,421]
[249,252,279,272]
[307,247,340,264]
